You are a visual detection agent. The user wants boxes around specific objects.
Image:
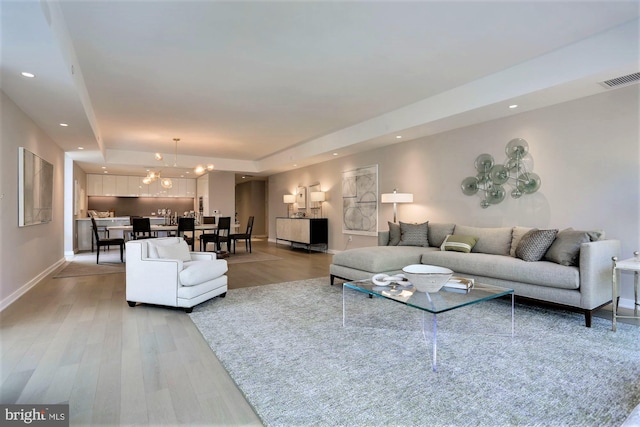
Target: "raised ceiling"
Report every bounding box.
[1,1,639,178]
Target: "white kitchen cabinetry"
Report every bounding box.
[128,176,141,196]
[87,174,103,196]
[102,175,117,196]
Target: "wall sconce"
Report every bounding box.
[381,189,413,223]
[283,194,296,217]
[309,191,326,218]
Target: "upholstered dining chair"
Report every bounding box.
[229,216,254,253]
[91,217,125,264]
[200,216,231,252]
[177,217,196,250]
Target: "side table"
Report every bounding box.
[612,251,640,332]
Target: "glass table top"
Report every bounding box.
[343,279,514,314]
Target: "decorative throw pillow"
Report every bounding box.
[515,229,558,262]
[544,228,591,266]
[147,238,182,258]
[388,222,401,246]
[398,221,429,247]
[156,240,192,262]
[427,222,455,248]
[440,234,478,253]
[510,226,533,257]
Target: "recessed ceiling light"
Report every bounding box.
[60,123,68,127]
[509,104,518,109]
[21,72,35,78]
[102,166,107,169]
[103,171,108,174]
[396,135,402,139]
[333,153,338,156]
[241,176,246,179]
[78,147,84,150]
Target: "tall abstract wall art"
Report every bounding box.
[342,165,378,236]
[18,147,54,226]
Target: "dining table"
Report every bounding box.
[106,223,239,245]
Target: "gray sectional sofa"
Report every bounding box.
[330,222,620,326]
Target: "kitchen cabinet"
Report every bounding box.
[86,174,196,197]
[87,174,103,196]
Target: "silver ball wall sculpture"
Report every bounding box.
[461,138,541,208]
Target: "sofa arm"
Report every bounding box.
[126,257,184,306]
[190,252,215,261]
[579,239,620,309]
[378,231,390,246]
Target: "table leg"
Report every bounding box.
[422,311,438,372]
[635,271,639,317]
[612,258,618,332]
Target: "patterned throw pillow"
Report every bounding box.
[388,222,401,246]
[515,229,558,262]
[440,234,478,253]
[398,221,429,247]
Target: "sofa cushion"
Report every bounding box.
[332,246,434,273]
[428,223,456,248]
[510,226,533,257]
[156,240,192,262]
[516,229,558,262]
[454,225,512,255]
[398,221,429,247]
[544,228,591,266]
[440,234,478,253]
[420,251,579,290]
[147,237,184,258]
[179,260,228,287]
[388,222,401,246]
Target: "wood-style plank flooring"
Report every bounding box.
[1,240,332,426]
[1,239,636,426]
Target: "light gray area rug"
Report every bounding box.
[189,278,640,427]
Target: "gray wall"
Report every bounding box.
[1,91,66,308]
[269,86,639,298]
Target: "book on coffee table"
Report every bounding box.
[444,276,474,290]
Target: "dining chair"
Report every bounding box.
[200,216,231,252]
[177,217,196,251]
[91,217,125,264]
[131,217,156,240]
[229,216,254,253]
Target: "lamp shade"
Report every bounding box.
[381,193,413,203]
[283,194,296,204]
[310,191,325,202]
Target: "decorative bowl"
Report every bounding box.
[402,264,453,293]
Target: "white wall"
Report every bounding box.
[1,91,66,309]
[269,86,639,298]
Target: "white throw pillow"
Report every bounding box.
[147,237,182,258]
[156,240,192,262]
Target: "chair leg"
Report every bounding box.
[96,246,100,264]
[120,244,124,262]
[248,238,252,253]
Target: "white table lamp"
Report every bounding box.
[381,189,413,223]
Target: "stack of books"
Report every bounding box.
[444,276,474,291]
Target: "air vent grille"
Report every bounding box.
[599,72,640,89]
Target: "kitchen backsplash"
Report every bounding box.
[87,196,196,217]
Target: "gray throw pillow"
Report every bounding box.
[428,222,456,248]
[398,221,429,247]
[388,222,401,246]
[544,228,591,266]
[516,229,558,262]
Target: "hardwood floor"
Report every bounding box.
[0,240,333,426]
[1,240,636,426]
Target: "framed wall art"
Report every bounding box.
[18,147,54,227]
[342,164,378,236]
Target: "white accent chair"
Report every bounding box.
[126,237,228,313]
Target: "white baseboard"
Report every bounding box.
[0,257,66,312]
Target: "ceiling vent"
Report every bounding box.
[599,72,640,89]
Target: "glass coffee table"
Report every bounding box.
[342,278,514,371]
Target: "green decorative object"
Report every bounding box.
[461,138,541,208]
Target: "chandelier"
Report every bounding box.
[145,138,215,185]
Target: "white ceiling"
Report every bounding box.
[1,1,639,179]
